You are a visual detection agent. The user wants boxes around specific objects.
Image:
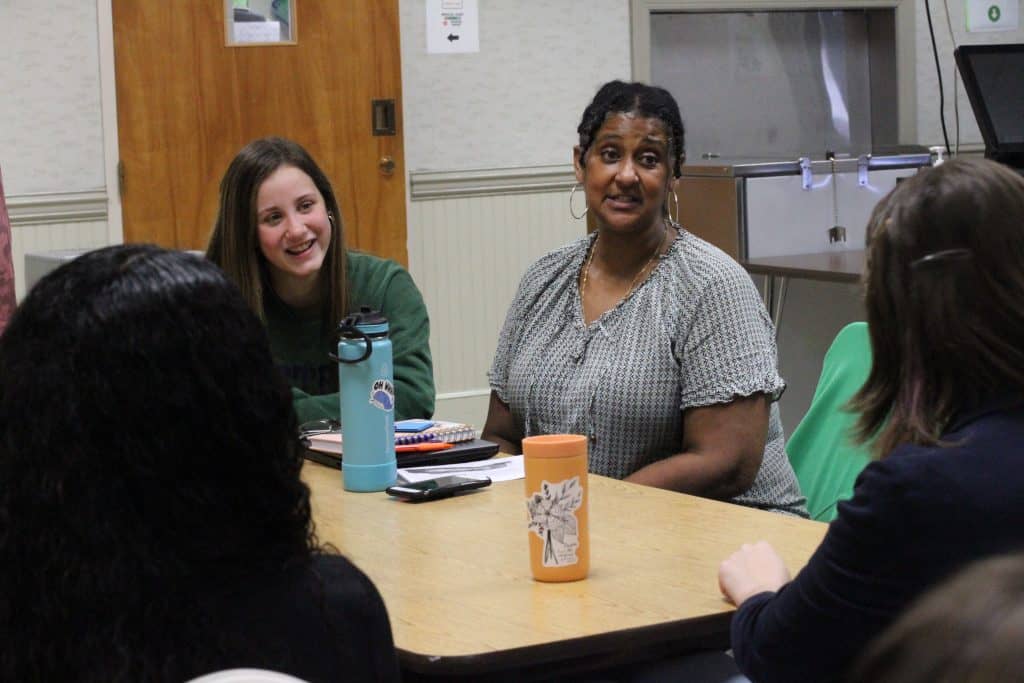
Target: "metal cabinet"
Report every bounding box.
[677,153,931,261]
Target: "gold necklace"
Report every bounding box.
[580,226,670,313]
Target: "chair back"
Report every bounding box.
[186,669,309,683]
[786,322,874,521]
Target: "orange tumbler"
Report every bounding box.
[522,434,589,582]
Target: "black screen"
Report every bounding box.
[956,45,1024,157]
[964,51,1024,145]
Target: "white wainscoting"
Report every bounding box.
[8,190,111,300]
[407,165,582,428]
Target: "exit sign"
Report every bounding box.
[966,0,1019,32]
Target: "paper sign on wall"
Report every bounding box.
[234,21,282,44]
[426,0,479,54]
[965,0,1019,32]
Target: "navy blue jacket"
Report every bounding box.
[731,401,1024,683]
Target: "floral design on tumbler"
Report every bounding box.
[527,476,583,566]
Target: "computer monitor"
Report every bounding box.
[955,44,1024,168]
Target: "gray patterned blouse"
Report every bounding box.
[489,226,807,516]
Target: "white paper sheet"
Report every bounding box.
[398,454,524,483]
[426,0,479,54]
[233,21,281,44]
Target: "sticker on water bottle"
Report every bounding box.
[527,476,582,567]
[369,379,394,411]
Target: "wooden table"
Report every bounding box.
[742,249,865,330]
[304,461,827,680]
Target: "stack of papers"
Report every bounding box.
[397,455,524,484]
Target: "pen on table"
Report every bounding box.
[394,442,454,454]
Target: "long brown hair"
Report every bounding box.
[852,158,1024,457]
[206,137,348,331]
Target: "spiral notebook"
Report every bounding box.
[303,436,499,470]
[304,421,476,455]
[398,421,476,444]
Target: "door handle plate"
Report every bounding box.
[372,99,396,136]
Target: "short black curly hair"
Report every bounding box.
[576,80,686,178]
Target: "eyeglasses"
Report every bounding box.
[298,418,341,439]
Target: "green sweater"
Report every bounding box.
[264,251,435,423]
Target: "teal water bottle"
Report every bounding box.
[334,307,396,492]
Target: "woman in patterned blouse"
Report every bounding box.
[483,80,805,516]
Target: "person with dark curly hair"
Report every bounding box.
[207,136,434,423]
[484,80,805,516]
[0,244,400,682]
[719,158,1024,683]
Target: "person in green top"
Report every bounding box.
[207,136,434,423]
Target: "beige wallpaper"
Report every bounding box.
[399,0,632,172]
[0,0,105,195]
[6,1,1021,194]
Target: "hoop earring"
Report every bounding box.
[666,189,679,225]
[569,184,588,220]
[328,212,336,227]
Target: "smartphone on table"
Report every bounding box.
[386,475,492,502]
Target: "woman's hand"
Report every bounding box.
[718,541,791,606]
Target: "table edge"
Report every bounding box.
[397,610,733,676]
[741,253,863,283]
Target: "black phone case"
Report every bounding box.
[386,477,491,502]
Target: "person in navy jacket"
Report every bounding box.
[718,158,1024,683]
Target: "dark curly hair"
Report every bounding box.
[0,245,320,681]
[576,80,687,178]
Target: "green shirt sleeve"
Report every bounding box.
[292,386,338,424]
[375,265,435,420]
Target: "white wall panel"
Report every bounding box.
[0,0,104,195]
[408,186,584,426]
[399,0,631,172]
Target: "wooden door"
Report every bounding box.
[112,1,407,264]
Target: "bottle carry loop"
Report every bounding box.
[330,321,373,365]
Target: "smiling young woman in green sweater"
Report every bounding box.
[207,137,434,423]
